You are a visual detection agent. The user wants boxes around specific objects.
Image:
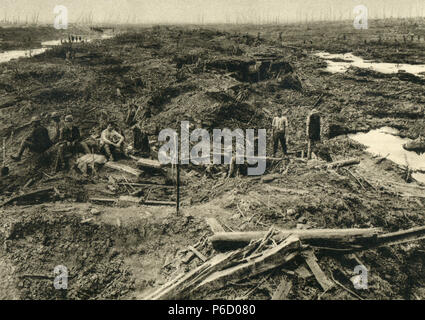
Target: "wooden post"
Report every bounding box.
[176,161,180,215]
[175,133,180,215]
[307,139,312,160]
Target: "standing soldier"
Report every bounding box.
[306,109,321,160]
[125,104,138,126]
[272,110,288,157]
[133,123,151,158]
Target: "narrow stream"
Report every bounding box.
[315,52,425,78]
[349,127,425,183]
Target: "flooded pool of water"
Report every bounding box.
[0,34,116,64]
[349,127,425,183]
[0,48,49,63]
[315,52,425,78]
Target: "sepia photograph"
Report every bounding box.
[0,0,425,304]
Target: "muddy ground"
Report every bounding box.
[0,19,425,300]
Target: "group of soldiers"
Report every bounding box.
[11,113,90,172]
[11,104,320,175]
[10,107,150,172]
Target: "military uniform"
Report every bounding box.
[11,118,52,161]
[55,120,90,171]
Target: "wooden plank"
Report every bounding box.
[104,161,142,177]
[129,155,162,169]
[192,236,300,295]
[188,245,207,262]
[117,182,174,188]
[210,228,382,251]
[205,217,225,233]
[304,250,334,291]
[144,251,238,300]
[142,200,176,206]
[271,279,292,300]
[89,197,117,203]
[1,187,55,207]
[315,158,360,170]
[375,226,425,247]
[145,239,265,300]
[119,196,141,203]
[265,185,309,195]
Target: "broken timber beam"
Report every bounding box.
[315,158,360,170]
[303,250,334,292]
[271,279,292,300]
[205,217,225,233]
[144,250,239,300]
[188,245,207,262]
[89,197,117,204]
[119,196,141,203]
[142,200,176,206]
[104,161,142,177]
[117,182,174,188]
[129,155,162,169]
[191,236,300,297]
[374,226,425,248]
[210,228,382,251]
[1,187,56,207]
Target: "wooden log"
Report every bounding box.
[119,196,141,203]
[375,226,425,247]
[205,217,225,233]
[316,158,360,170]
[1,187,55,207]
[129,155,162,169]
[191,236,300,296]
[104,161,142,177]
[118,182,174,188]
[303,250,334,291]
[265,185,309,195]
[142,200,176,206]
[188,245,207,262]
[210,228,382,251]
[144,251,239,300]
[89,197,117,204]
[145,238,266,300]
[272,279,292,300]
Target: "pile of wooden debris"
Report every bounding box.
[145,225,425,300]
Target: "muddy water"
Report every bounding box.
[349,127,425,183]
[0,47,49,63]
[315,52,425,78]
[0,33,115,64]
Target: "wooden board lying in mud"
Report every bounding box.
[104,162,142,177]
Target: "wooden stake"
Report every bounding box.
[175,133,180,215]
[307,139,312,160]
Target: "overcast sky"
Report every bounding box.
[1,0,424,24]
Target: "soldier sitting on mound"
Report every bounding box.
[55,115,91,172]
[11,116,52,162]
